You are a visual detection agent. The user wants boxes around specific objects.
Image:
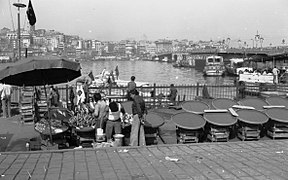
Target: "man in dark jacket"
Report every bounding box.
[129,89,147,146]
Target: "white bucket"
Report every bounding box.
[97,128,103,135]
[113,134,124,147]
[96,128,105,142]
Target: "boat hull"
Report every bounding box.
[204,70,225,76]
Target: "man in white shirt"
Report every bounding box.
[1,84,12,118]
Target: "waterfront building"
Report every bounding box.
[155,39,172,53]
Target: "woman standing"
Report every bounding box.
[105,101,125,142]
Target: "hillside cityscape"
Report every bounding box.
[0,26,288,63]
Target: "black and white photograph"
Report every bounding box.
[0,0,288,179]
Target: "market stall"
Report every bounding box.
[171,112,206,143]
[0,56,82,149]
[236,109,269,141]
[265,108,288,139]
[203,111,237,142]
[68,107,96,147]
[143,112,165,145]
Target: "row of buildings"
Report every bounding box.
[0,27,230,62]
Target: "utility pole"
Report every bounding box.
[13,2,26,60]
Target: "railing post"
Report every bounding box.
[109,83,112,95]
[235,80,239,100]
[153,83,156,108]
[196,82,199,97]
[66,84,69,108]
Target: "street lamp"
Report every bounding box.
[13,2,26,60]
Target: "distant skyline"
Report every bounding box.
[1,0,288,46]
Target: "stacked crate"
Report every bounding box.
[237,123,261,141]
[267,122,288,139]
[207,126,230,142]
[176,127,202,143]
[20,87,34,123]
[35,88,48,118]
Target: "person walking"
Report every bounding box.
[1,84,12,118]
[105,101,126,142]
[127,76,136,101]
[272,66,280,84]
[129,89,147,146]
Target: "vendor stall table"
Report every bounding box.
[266,96,288,108]
[238,98,268,111]
[265,108,288,139]
[75,127,96,148]
[171,112,206,143]
[203,112,237,142]
[212,98,238,110]
[236,109,269,141]
[143,112,165,145]
[35,125,69,150]
[181,101,209,114]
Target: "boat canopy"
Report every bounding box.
[229,58,244,64]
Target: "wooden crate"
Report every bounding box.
[237,126,260,141]
[176,128,201,143]
[267,122,288,139]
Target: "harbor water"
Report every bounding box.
[79,60,236,85]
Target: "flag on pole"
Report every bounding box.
[26,0,36,26]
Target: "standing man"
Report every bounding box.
[272,66,280,84]
[127,76,136,101]
[168,84,178,105]
[1,84,12,118]
[115,65,119,80]
[129,89,147,146]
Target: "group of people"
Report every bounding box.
[67,73,178,146]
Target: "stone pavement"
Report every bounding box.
[0,140,288,180]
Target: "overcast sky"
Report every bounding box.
[1,0,288,46]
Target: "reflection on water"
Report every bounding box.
[79,60,236,85]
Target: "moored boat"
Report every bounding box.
[203,55,225,76]
[225,58,253,76]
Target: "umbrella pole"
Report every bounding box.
[44,85,53,144]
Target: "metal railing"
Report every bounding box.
[10,82,286,109]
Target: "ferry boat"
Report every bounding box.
[203,55,225,76]
[225,58,253,76]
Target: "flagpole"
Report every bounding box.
[13,2,26,60]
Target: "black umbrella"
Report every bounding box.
[0,56,81,86]
[0,56,81,143]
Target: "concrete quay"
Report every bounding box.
[0,140,288,180]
